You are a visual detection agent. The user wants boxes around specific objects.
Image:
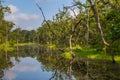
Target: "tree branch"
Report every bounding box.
[36,3,55,35]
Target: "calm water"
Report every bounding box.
[2,57,53,80]
[0,46,120,80]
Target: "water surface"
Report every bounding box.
[2,57,53,80]
[0,46,120,80]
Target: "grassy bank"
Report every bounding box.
[0,43,14,52]
[0,42,37,52]
[61,45,120,62]
[14,42,37,46]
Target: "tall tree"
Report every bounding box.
[87,0,109,46]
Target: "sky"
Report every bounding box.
[3,0,84,30]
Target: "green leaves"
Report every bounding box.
[106,9,120,41]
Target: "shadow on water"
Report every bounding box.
[0,45,120,80]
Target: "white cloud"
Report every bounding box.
[5,4,39,21]
[5,13,39,21]
[5,71,17,80]
[13,64,39,72]
[10,57,40,72]
[8,4,19,14]
[5,4,40,30]
[35,0,52,3]
[4,64,39,80]
[69,9,79,17]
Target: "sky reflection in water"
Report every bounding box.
[3,57,53,80]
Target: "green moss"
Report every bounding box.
[73,45,83,50]
[48,44,56,49]
[14,43,36,46]
[73,48,120,62]
[115,56,120,62]
[0,43,14,51]
[61,52,72,59]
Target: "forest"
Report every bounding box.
[0,0,120,80]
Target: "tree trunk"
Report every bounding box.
[5,25,8,61]
[69,35,75,58]
[110,45,115,63]
[88,0,109,46]
[86,9,90,48]
[69,60,73,80]
[17,35,18,52]
[110,40,116,63]
[16,26,19,52]
[112,53,115,63]
[69,18,82,58]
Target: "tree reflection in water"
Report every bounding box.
[37,48,120,80]
[0,52,14,80]
[0,46,120,80]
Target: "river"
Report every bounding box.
[0,45,120,80]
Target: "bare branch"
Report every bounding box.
[70,8,77,18]
[36,3,55,35]
[36,3,50,28]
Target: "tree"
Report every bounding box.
[87,0,109,47]
[106,9,120,63]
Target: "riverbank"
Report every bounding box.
[0,43,120,63]
[61,45,120,63]
[0,42,37,52]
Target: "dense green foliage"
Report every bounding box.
[35,0,120,62]
[0,0,120,63]
[0,2,14,51]
[0,1,120,79]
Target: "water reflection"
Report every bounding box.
[3,57,53,80]
[0,46,120,80]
